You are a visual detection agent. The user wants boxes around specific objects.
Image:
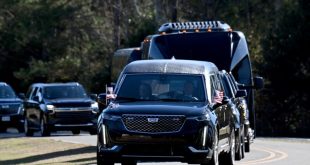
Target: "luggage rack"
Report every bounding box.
[158,21,231,33]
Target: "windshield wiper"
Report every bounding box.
[159,98,183,102]
[115,96,141,102]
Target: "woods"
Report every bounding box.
[0,0,309,137]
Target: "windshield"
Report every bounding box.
[43,85,87,99]
[117,74,206,102]
[0,85,16,98]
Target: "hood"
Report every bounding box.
[0,97,22,104]
[44,98,93,107]
[105,102,209,117]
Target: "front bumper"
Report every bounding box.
[0,114,24,128]
[97,116,215,163]
[97,143,213,163]
[46,111,97,131]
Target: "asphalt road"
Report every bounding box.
[2,129,310,165]
[47,131,310,165]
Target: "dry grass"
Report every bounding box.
[0,137,96,165]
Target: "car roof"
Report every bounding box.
[123,59,218,75]
[0,82,8,86]
[30,82,81,88]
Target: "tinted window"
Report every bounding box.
[0,85,16,98]
[117,74,206,102]
[43,85,87,99]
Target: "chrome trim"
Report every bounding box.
[54,123,94,127]
[54,108,92,112]
[102,125,107,145]
[202,126,208,147]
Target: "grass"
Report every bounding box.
[0,137,96,165]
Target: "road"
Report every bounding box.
[1,129,310,165]
[47,131,310,165]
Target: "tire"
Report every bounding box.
[222,128,235,165]
[97,149,114,165]
[89,129,97,135]
[208,128,219,165]
[245,135,250,152]
[24,118,34,136]
[40,116,50,136]
[72,130,80,135]
[121,160,137,165]
[235,126,244,160]
[17,123,25,133]
[0,127,6,133]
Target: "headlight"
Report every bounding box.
[91,102,98,109]
[101,113,119,120]
[91,102,99,114]
[46,104,54,110]
[46,104,55,114]
[17,104,24,114]
[195,113,211,121]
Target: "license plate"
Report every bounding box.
[1,116,10,121]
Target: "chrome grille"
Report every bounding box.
[54,110,93,119]
[122,114,185,133]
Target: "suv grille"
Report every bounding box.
[122,114,185,133]
[0,104,20,115]
[54,110,93,119]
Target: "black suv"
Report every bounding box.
[24,82,98,136]
[219,71,250,160]
[0,82,24,133]
[97,60,236,165]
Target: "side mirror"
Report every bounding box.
[18,93,25,99]
[33,96,40,102]
[222,96,229,104]
[235,90,247,98]
[254,76,264,89]
[209,96,229,110]
[89,94,98,100]
[97,93,107,111]
[237,83,245,89]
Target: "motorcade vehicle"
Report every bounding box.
[97,59,237,165]
[218,71,248,160]
[112,20,264,140]
[0,82,24,133]
[23,82,99,136]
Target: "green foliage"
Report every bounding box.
[0,0,111,92]
[257,0,310,136]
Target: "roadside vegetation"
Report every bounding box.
[0,137,96,165]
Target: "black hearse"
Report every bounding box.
[97,59,237,165]
[112,21,264,149]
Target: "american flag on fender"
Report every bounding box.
[213,90,224,104]
[105,85,116,105]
